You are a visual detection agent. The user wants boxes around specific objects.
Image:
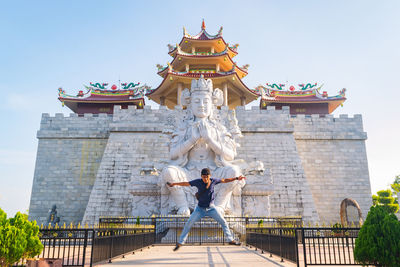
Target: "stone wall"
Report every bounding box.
[291,114,372,223]
[236,106,319,222]
[29,106,372,225]
[28,113,112,224]
[82,106,170,224]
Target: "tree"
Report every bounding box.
[0,209,43,267]
[372,189,399,214]
[390,175,400,205]
[354,205,400,266]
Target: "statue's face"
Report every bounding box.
[191,92,212,118]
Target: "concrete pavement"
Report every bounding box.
[95,245,297,267]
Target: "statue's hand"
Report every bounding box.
[190,123,201,142]
[199,121,212,141]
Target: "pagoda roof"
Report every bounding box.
[175,20,236,52]
[58,83,150,113]
[183,20,223,40]
[147,71,258,109]
[157,53,248,79]
[168,44,238,58]
[256,84,347,113]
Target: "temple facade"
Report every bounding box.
[28,22,372,226]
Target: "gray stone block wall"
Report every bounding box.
[235,106,319,222]
[29,106,372,225]
[291,114,372,222]
[28,113,112,224]
[82,106,170,224]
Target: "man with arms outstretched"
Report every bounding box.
[167,168,245,251]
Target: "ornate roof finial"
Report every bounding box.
[183,26,188,37]
[218,26,223,36]
[201,19,206,30]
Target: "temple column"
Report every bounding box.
[160,96,165,106]
[177,83,183,106]
[192,47,195,53]
[223,83,228,107]
[241,96,246,106]
[211,47,214,53]
[185,64,189,72]
[216,64,220,72]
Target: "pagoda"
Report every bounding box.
[58,82,150,114]
[147,20,258,109]
[257,83,347,115]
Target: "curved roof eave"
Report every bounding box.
[58,97,145,104]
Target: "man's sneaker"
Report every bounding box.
[173,243,182,251]
[228,240,241,246]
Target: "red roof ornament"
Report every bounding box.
[289,85,295,91]
[111,84,117,90]
[201,19,206,30]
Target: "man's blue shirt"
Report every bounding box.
[189,178,221,208]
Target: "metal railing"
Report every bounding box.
[91,228,155,264]
[246,227,298,263]
[35,217,361,267]
[99,216,302,244]
[37,226,155,266]
[301,227,360,266]
[245,226,361,267]
[39,228,93,267]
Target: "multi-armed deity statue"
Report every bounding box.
[160,76,246,216]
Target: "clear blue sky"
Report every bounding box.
[1,0,399,216]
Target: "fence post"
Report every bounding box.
[82,229,88,267]
[295,229,300,267]
[90,230,94,267]
[280,228,284,262]
[175,217,178,245]
[108,230,113,263]
[122,229,126,258]
[200,218,202,245]
[269,229,272,258]
[302,228,307,267]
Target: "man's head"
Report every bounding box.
[201,168,211,183]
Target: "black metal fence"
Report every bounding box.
[38,228,93,267]
[246,227,298,263]
[91,228,155,264]
[300,227,360,266]
[35,217,360,267]
[37,226,155,266]
[99,216,302,244]
[245,226,361,267]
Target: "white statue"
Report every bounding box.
[160,76,245,215]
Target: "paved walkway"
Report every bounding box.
[95,245,296,267]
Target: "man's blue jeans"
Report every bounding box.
[178,205,234,244]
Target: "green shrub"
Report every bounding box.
[372,189,399,213]
[354,205,400,267]
[0,209,43,267]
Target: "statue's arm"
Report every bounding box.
[205,134,236,161]
[200,122,236,161]
[170,135,197,160]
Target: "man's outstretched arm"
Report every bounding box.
[167,182,190,187]
[220,175,246,183]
